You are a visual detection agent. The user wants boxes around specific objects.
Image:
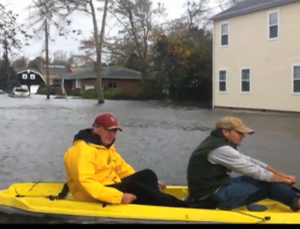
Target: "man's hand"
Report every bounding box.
[272,174,293,185]
[285,175,296,185]
[267,166,296,185]
[158,181,166,190]
[121,193,136,204]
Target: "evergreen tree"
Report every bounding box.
[0,64,20,92]
[0,39,20,92]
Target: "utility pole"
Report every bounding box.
[45,19,50,99]
[4,33,10,93]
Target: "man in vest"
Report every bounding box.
[187,116,300,211]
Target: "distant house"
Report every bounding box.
[17,69,45,93]
[16,65,75,94]
[53,66,142,97]
[211,0,300,112]
[37,65,71,85]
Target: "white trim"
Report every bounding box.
[22,73,27,80]
[30,74,35,80]
[220,21,229,47]
[217,68,227,93]
[240,67,251,94]
[17,69,45,83]
[291,64,300,95]
[267,10,279,41]
[75,79,81,88]
[85,85,95,91]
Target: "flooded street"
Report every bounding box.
[1,94,300,223]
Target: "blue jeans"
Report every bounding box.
[215,176,300,211]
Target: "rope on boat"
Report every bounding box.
[231,210,271,224]
[14,182,271,224]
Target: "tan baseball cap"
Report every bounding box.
[215,117,254,134]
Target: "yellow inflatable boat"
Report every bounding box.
[0,182,299,224]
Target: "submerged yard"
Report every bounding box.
[0,94,300,223]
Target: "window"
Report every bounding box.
[293,66,300,93]
[108,82,116,88]
[30,74,35,80]
[53,79,61,86]
[75,79,81,88]
[241,69,251,92]
[22,74,27,79]
[218,70,226,92]
[85,85,95,90]
[220,23,229,46]
[268,12,278,39]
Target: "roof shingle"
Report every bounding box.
[54,67,142,80]
[211,0,300,21]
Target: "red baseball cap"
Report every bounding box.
[93,113,122,131]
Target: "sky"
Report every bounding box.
[3,0,221,61]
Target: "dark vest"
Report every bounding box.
[187,129,235,199]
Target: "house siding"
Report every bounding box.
[17,70,45,93]
[213,2,300,112]
[81,78,141,97]
[58,78,141,97]
[42,74,61,85]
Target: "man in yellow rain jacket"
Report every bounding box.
[64,113,188,207]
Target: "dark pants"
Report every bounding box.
[108,169,188,207]
[215,176,300,211]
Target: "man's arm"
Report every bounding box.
[111,146,135,179]
[208,146,290,183]
[266,165,290,178]
[68,143,124,204]
[239,152,292,180]
[239,153,268,169]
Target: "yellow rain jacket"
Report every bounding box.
[64,128,135,204]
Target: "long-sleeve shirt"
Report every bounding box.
[208,146,274,182]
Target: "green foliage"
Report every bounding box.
[82,88,129,100]
[36,82,46,93]
[0,58,20,93]
[68,90,82,96]
[103,88,127,100]
[152,27,213,102]
[54,95,67,99]
[36,86,57,95]
[81,89,98,99]
[124,52,140,71]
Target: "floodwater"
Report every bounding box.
[0,94,300,223]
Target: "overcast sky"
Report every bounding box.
[3,0,221,61]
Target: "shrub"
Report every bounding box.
[68,90,82,96]
[36,86,56,95]
[54,95,67,99]
[82,89,98,99]
[103,88,127,100]
[81,88,128,100]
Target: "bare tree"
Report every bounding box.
[106,0,166,88]
[185,0,211,29]
[78,33,96,60]
[52,50,69,65]
[0,3,33,52]
[217,0,241,11]
[12,56,28,68]
[90,0,109,104]
[29,0,110,104]
[27,0,81,99]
